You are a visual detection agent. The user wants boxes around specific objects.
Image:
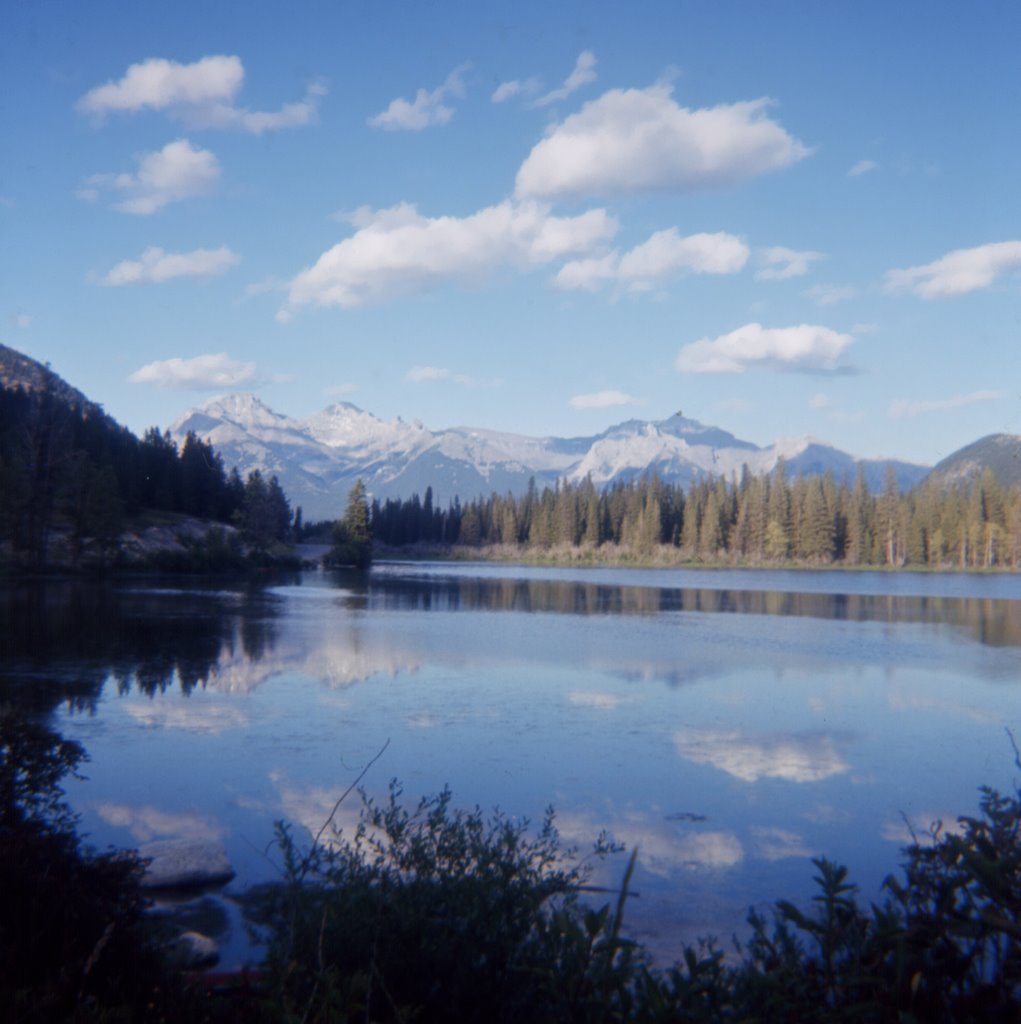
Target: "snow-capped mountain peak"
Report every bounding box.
[169,395,930,520]
[303,401,426,452]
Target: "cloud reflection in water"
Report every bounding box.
[674,728,851,783]
[95,802,224,842]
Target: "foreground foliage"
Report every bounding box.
[0,710,197,1021]
[242,777,1021,1023]
[6,716,1021,1020]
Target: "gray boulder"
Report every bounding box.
[138,838,235,889]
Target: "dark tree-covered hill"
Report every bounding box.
[0,344,291,568]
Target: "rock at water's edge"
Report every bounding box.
[138,838,235,889]
[168,930,220,969]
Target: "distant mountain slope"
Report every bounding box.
[171,394,930,520]
[926,434,1021,489]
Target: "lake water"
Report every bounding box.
[4,562,1021,968]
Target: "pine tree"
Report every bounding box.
[328,479,372,569]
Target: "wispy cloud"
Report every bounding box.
[751,826,814,861]
[406,366,473,385]
[76,55,324,135]
[677,322,855,375]
[805,283,856,306]
[848,159,878,177]
[122,700,250,731]
[532,51,597,107]
[756,246,824,281]
[566,689,634,708]
[555,229,748,293]
[407,366,450,383]
[889,389,1006,418]
[102,245,238,285]
[78,138,220,214]
[491,76,542,104]
[516,84,810,200]
[368,64,468,130]
[285,199,616,311]
[240,276,286,301]
[569,390,639,410]
[95,802,224,842]
[675,831,744,869]
[885,240,1021,298]
[129,352,258,390]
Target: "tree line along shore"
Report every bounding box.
[362,463,1021,570]
[4,377,1020,573]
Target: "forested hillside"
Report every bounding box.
[371,462,1021,569]
[0,349,293,568]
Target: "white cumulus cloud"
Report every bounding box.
[368,64,468,130]
[76,55,324,135]
[676,322,854,375]
[756,246,824,280]
[129,352,258,390]
[285,199,618,311]
[569,390,638,410]
[889,389,1006,418]
[555,228,748,292]
[78,55,242,114]
[885,240,1021,298]
[515,84,810,200]
[533,51,597,107]
[79,138,220,214]
[102,245,238,285]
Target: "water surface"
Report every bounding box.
[4,564,1020,966]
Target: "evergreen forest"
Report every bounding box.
[370,462,1021,569]
[0,382,292,567]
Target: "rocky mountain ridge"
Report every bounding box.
[171,393,930,520]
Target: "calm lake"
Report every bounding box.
[5,562,1021,968]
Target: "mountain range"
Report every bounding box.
[171,394,931,521]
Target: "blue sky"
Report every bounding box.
[1,0,1018,466]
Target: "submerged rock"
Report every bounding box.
[138,838,235,889]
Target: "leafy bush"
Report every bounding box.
[242,780,632,1024]
[244,775,1021,1023]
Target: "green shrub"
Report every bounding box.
[242,780,633,1024]
[243,774,1021,1023]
